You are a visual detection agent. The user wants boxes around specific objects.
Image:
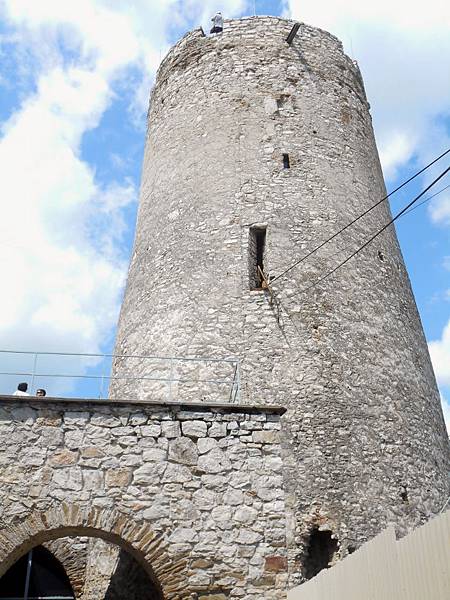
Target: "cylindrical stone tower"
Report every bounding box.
[113,17,450,583]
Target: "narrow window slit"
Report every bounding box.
[283,153,290,169]
[400,486,408,502]
[249,226,267,290]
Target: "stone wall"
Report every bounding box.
[44,536,89,597]
[81,538,120,600]
[112,15,450,583]
[0,396,287,599]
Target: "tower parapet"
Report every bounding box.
[113,16,450,584]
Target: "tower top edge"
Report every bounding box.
[155,16,358,83]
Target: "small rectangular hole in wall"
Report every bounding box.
[249,226,267,290]
[283,153,290,169]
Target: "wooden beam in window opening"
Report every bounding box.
[286,22,300,45]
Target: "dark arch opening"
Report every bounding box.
[105,549,162,600]
[0,545,74,598]
[0,524,165,596]
[0,537,164,600]
[303,529,338,580]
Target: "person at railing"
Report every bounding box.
[36,389,46,397]
[13,382,30,396]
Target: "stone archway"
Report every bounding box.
[0,503,188,599]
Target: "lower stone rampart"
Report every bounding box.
[0,396,287,599]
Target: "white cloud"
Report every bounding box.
[0,1,161,394]
[0,64,132,357]
[378,131,416,182]
[0,0,249,395]
[285,0,450,30]
[440,394,450,435]
[285,1,450,182]
[429,321,450,387]
[430,193,450,225]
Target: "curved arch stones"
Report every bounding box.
[0,503,187,599]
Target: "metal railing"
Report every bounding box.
[0,350,241,404]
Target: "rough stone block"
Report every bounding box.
[252,431,279,444]
[208,423,227,438]
[182,421,207,438]
[264,555,287,573]
[198,448,232,474]
[168,437,198,465]
[105,469,132,488]
[161,421,181,438]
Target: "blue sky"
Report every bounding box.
[0,0,449,428]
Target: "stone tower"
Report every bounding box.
[113,17,450,582]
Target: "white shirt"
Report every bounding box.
[13,390,30,396]
[212,14,223,28]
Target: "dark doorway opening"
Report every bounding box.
[303,529,338,580]
[283,153,290,168]
[0,546,74,599]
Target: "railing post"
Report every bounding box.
[24,548,33,600]
[229,362,238,403]
[30,353,38,394]
[235,360,241,403]
[100,374,104,399]
[168,358,174,402]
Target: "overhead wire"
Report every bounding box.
[270,147,450,285]
[307,183,450,266]
[269,168,450,335]
[280,163,450,301]
[401,183,450,218]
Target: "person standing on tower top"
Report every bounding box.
[210,12,223,34]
